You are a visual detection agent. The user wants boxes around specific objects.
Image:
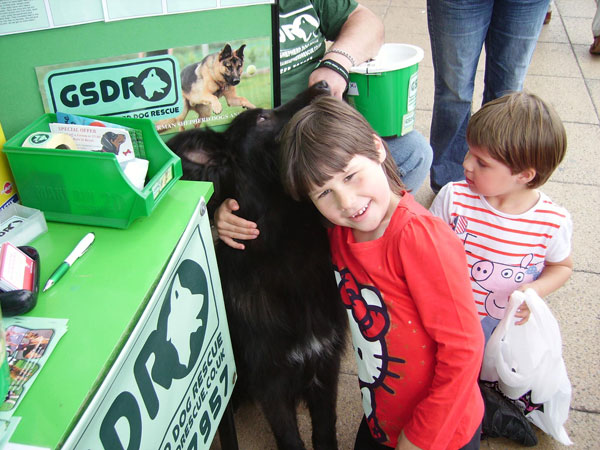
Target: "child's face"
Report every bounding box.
[463,145,529,197]
[308,139,397,242]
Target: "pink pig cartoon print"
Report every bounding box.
[471,254,543,320]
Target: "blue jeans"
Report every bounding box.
[427,0,549,192]
[593,0,600,37]
[384,130,433,193]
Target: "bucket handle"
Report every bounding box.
[363,59,382,76]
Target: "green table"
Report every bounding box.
[8,180,237,449]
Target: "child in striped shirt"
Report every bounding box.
[429,91,573,342]
[430,91,573,445]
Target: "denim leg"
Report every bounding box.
[594,0,600,37]
[384,130,433,192]
[427,0,493,193]
[482,0,549,104]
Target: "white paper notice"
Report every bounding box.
[0,0,104,36]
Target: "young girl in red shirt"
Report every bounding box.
[279,96,484,450]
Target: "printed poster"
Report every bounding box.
[0,0,103,36]
[36,37,272,135]
[102,0,274,22]
[0,0,274,35]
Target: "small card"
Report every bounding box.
[0,243,34,292]
[49,123,135,163]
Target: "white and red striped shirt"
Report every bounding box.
[430,182,572,320]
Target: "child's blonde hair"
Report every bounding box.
[281,96,404,201]
[466,91,567,189]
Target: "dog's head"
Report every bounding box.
[218,44,246,86]
[167,81,331,216]
[101,132,125,154]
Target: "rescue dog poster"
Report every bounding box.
[35,37,273,135]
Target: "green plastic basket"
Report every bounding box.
[2,114,182,229]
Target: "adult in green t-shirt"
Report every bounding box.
[278,0,375,103]
[215,0,433,249]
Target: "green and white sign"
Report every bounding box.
[44,56,181,119]
[63,199,236,450]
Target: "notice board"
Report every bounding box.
[0,3,278,139]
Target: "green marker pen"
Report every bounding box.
[43,232,95,292]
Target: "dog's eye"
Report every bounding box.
[257,113,269,123]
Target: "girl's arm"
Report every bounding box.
[514,254,573,325]
[400,216,484,449]
[522,254,573,298]
[395,431,420,450]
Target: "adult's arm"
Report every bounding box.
[309,4,384,98]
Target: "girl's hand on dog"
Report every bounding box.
[215,198,259,250]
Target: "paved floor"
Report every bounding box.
[213,0,600,448]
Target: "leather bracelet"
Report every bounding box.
[324,48,356,67]
[314,59,349,86]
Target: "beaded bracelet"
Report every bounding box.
[314,59,350,86]
[324,48,356,67]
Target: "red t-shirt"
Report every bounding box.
[329,193,484,449]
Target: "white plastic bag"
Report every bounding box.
[480,289,573,445]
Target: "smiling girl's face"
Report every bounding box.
[308,138,399,243]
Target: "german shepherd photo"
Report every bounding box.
[167,81,347,450]
[158,43,256,132]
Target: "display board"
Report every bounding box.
[61,195,237,450]
[0,3,278,139]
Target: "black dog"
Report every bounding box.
[167,82,347,450]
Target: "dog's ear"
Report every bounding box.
[220,44,233,61]
[236,44,246,58]
[167,129,228,168]
[182,148,214,166]
[167,129,235,210]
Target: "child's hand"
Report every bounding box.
[214,198,259,250]
[395,431,421,449]
[514,301,531,325]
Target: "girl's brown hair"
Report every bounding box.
[466,91,567,188]
[280,96,404,201]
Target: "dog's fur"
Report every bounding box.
[158,44,255,132]
[167,82,347,450]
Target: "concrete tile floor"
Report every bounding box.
[212,0,600,448]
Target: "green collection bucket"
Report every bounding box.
[347,43,424,137]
